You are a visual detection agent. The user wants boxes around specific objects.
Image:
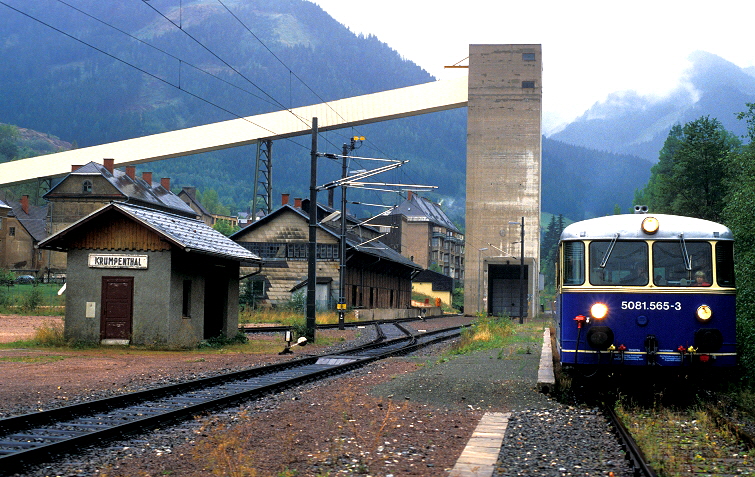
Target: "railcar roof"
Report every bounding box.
[560,214,733,241]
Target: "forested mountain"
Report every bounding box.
[0,0,700,225]
[542,137,651,220]
[0,0,466,219]
[551,52,755,161]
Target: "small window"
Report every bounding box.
[562,241,585,286]
[82,180,92,193]
[522,53,536,61]
[716,241,735,287]
[8,226,15,237]
[522,81,536,89]
[182,280,192,317]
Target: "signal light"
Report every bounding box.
[641,216,659,234]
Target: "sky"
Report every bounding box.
[313,0,755,134]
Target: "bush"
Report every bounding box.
[32,320,66,347]
[21,287,43,312]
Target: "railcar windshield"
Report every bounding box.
[652,241,711,287]
[589,241,648,286]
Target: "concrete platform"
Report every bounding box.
[449,325,555,477]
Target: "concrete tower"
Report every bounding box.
[464,44,542,319]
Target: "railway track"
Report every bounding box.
[0,322,464,475]
[239,313,449,333]
[606,400,755,477]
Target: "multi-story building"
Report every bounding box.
[370,192,464,281]
[43,159,196,273]
[231,197,421,310]
[0,196,50,278]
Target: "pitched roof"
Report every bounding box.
[0,199,10,210]
[178,187,212,217]
[6,200,48,242]
[44,162,196,217]
[387,194,460,233]
[232,204,421,270]
[39,203,260,262]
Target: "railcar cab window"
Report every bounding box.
[562,241,585,285]
[652,241,712,287]
[589,241,648,286]
[715,241,735,287]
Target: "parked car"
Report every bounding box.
[14,275,36,284]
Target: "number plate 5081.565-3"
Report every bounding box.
[620,301,681,311]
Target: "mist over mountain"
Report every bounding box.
[551,52,755,161]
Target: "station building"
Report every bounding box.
[39,202,260,347]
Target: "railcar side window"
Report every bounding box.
[562,241,585,285]
[652,241,712,287]
[589,241,648,286]
[715,241,735,287]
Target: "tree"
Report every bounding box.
[640,117,739,222]
[540,214,565,289]
[723,103,755,382]
[213,219,239,237]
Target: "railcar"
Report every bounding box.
[556,208,736,374]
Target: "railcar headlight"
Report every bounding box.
[696,305,713,322]
[590,303,609,320]
[641,216,659,235]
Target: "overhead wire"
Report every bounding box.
[4,0,452,217]
[0,0,304,149]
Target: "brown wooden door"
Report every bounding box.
[101,277,133,340]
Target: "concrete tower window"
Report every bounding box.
[522,81,536,89]
[522,53,536,61]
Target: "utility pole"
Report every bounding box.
[338,137,362,330]
[518,216,525,324]
[306,118,318,342]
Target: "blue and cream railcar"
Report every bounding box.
[556,212,736,371]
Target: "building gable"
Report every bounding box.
[58,213,172,252]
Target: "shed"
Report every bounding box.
[38,202,260,347]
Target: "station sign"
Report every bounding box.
[88,253,148,269]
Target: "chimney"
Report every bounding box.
[281,193,290,206]
[142,172,153,184]
[103,158,115,174]
[407,190,414,201]
[294,197,302,208]
[125,165,136,179]
[160,178,170,190]
[71,165,82,172]
[21,195,29,215]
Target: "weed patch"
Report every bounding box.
[32,320,66,347]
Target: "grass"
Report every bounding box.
[447,315,543,356]
[0,283,65,314]
[239,308,357,327]
[0,355,65,363]
[615,401,754,475]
